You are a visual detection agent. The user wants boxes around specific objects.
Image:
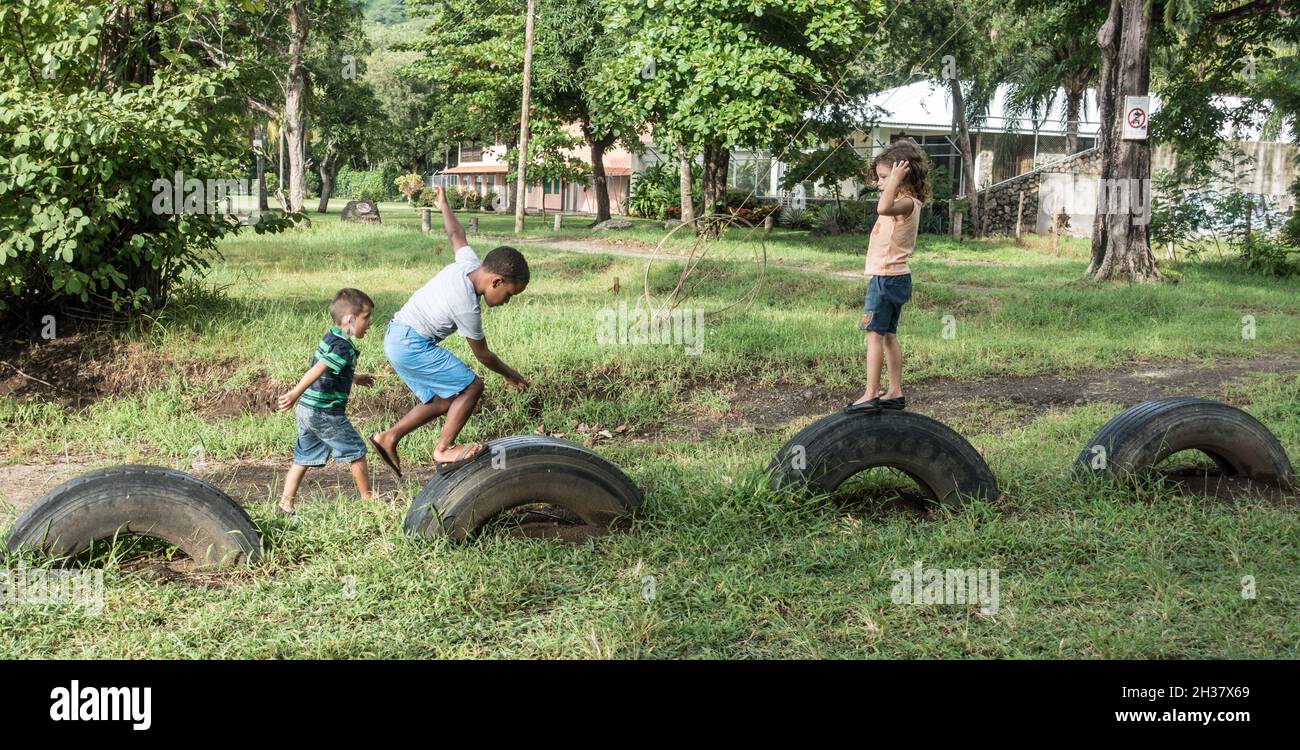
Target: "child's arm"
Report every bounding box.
[466,337,528,390]
[434,186,469,251]
[277,361,330,411]
[877,161,916,218]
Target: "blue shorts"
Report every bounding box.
[861,274,912,334]
[384,321,476,404]
[294,402,367,466]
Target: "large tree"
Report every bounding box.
[407,0,640,222]
[1089,0,1295,281]
[599,0,880,234]
[1089,0,1158,281]
[187,0,365,213]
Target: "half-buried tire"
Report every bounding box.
[767,410,999,506]
[404,435,643,540]
[1075,397,1295,486]
[4,465,262,567]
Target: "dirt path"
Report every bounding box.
[672,354,1300,437]
[0,459,437,527]
[4,354,1294,525]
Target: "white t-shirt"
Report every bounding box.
[393,246,485,341]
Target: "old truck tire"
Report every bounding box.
[5,465,262,567]
[404,436,642,540]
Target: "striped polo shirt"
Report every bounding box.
[300,327,359,413]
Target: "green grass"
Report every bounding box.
[1,205,1298,658]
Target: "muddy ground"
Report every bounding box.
[3,354,1295,527]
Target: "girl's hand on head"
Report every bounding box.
[889,161,911,184]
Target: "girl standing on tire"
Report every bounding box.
[848,139,931,411]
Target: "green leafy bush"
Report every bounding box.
[779,207,813,229]
[811,200,875,235]
[0,5,291,319]
[1238,235,1299,277]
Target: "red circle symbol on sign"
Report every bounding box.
[1127,108,1147,128]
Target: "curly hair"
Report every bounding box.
[482,245,530,286]
[871,139,932,205]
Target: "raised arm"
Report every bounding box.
[435,185,469,251]
[877,161,916,218]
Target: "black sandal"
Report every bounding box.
[878,396,906,410]
[369,436,403,478]
[845,398,883,412]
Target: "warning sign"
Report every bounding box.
[1122,95,1150,141]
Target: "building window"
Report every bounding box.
[460,141,483,162]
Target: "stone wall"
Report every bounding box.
[971,148,1106,236]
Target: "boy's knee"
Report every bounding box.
[458,376,484,401]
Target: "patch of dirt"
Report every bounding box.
[671,354,1300,437]
[0,461,98,522]
[0,459,434,526]
[0,333,249,410]
[1160,467,1298,506]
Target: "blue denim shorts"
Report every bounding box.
[861,274,912,334]
[294,401,367,466]
[384,321,476,404]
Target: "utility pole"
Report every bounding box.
[513,0,536,235]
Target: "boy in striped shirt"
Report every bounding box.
[275,288,377,514]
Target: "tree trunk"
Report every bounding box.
[678,147,695,225]
[256,127,269,211]
[1064,87,1083,156]
[317,152,338,213]
[584,127,615,223]
[699,143,731,237]
[283,0,310,215]
[1089,0,1158,282]
[950,78,980,236]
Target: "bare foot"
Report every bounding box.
[276,499,295,515]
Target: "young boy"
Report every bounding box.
[276,288,377,514]
[369,185,529,477]
[849,139,930,411]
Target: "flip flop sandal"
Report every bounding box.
[436,444,486,475]
[842,400,883,413]
[369,436,403,478]
[879,397,906,410]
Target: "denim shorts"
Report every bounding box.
[294,401,367,466]
[861,274,912,334]
[384,321,476,404]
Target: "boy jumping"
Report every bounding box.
[277,288,377,514]
[369,185,529,477]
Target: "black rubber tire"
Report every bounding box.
[403,436,643,540]
[1075,397,1295,486]
[767,410,999,506]
[4,465,262,567]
